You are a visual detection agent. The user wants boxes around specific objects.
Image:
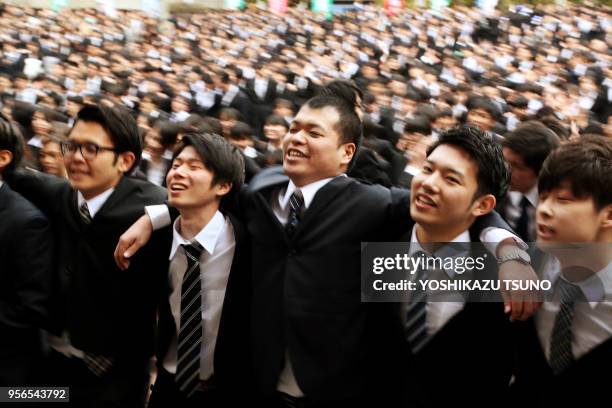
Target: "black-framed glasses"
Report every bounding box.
[60,141,118,160]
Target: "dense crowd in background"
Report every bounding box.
[0,2,610,186]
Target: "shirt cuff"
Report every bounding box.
[145,204,171,230]
[480,227,528,259]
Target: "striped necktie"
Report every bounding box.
[175,242,205,397]
[286,189,304,237]
[549,278,582,375]
[405,251,430,354]
[79,202,92,224]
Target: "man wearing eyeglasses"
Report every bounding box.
[6,104,171,407]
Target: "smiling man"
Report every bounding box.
[116,85,537,407]
[7,104,171,407]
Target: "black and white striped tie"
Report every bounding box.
[405,251,430,354]
[79,202,92,224]
[286,190,304,237]
[175,242,204,398]
[549,278,582,375]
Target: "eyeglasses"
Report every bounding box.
[60,141,118,160]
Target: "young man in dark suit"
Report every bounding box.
[0,112,53,386]
[6,104,171,407]
[399,126,516,407]
[116,86,539,407]
[512,137,612,407]
[148,132,253,407]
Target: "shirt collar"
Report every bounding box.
[77,187,115,219]
[279,176,343,211]
[509,185,538,207]
[550,259,612,308]
[408,226,471,278]
[169,210,225,260]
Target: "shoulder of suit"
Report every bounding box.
[124,176,167,201]
[1,186,49,226]
[244,165,287,194]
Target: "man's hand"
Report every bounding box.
[499,260,543,321]
[114,214,153,270]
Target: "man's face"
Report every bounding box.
[503,147,538,193]
[537,183,610,243]
[32,111,52,136]
[433,115,456,131]
[64,121,129,199]
[410,144,490,232]
[283,105,355,187]
[466,108,495,131]
[166,145,227,210]
[263,124,287,142]
[40,140,66,177]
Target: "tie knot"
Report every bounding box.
[289,190,304,212]
[182,242,204,263]
[79,202,92,223]
[520,196,531,209]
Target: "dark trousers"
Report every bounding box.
[33,350,150,408]
[148,367,223,408]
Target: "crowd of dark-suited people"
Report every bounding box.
[0,2,611,408]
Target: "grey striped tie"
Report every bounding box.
[79,202,92,224]
[175,242,204,397]
[286,190,304,237]
[405,251,430,354]
[549,278,582,375]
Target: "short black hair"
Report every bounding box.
[265,114,289,129]
[0,112,24,176]
[467,97,501,122]
[427,125,510,200]
[502,121,560,175]
[538,136,612,210]
[74,104,142,172]
[172,132,245,202]
[154,120,181,149]
[404,116,432,135]
[229,122,254,140]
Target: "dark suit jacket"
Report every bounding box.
[0,183,53,384]
[8,171,172,364]
[511,318,612,407]
[395,233,513,408]
[156,212,253,396]
[240,166,513,403]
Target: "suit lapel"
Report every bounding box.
[296,176,353,234]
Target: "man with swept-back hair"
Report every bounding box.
[6,103,171,407]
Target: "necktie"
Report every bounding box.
[549,278,582,375]
[79,202,92,224]
[175,242,205,398]
[515,196,530,241]
[286,190,304,237]
[83,353,115,377]
[405,251,430,354]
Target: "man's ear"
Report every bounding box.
[215,182,233,198]
[117,151,136,174]
[340,143,356,166]
[472,194,497,217]
[600,204,612,230]
[0,149,13,172]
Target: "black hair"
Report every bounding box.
[172,132,245,203]
[154,120,181,149]
[74,104,142,172]
[265,114,289,129]
[538,136,612,210]
[404,116,432,135]
[502,121,560,175]
[229,121,254,140]
[0,112,24,176]
[427,125,510,200]
[467,97,501,122]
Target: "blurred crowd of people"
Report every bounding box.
[0,2,610,186]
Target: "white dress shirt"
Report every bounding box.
[77,187,115,218]
[405,226,470,337]
[536,257,612,363]
[504,186,538,242]
[162,210,236,381]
